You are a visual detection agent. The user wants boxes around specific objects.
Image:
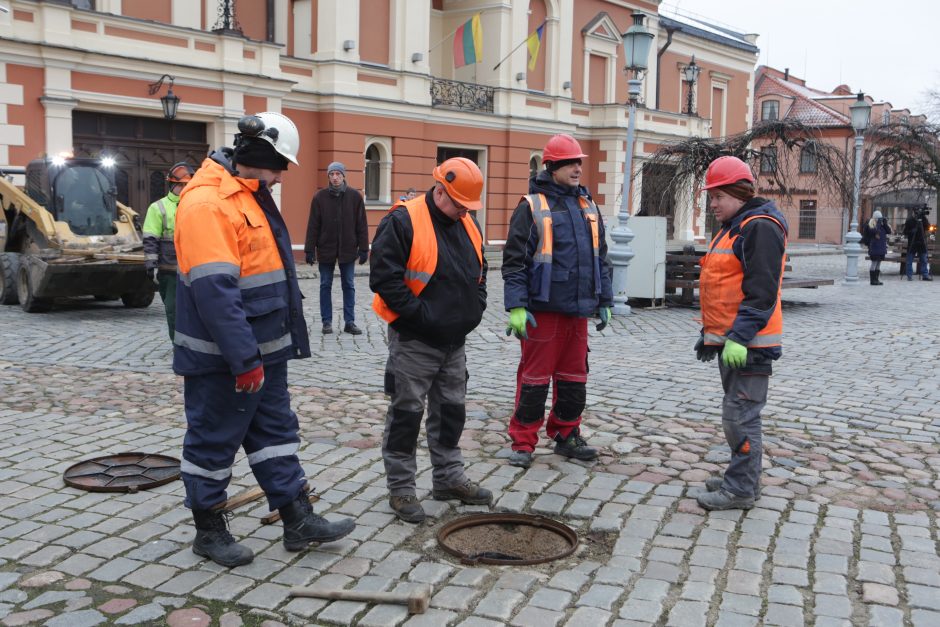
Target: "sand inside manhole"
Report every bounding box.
[442,522,573,561]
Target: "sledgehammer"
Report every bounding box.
[288,584,431,614]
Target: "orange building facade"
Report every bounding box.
[0,0,759,249]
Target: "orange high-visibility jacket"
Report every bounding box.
[700,214,786,348]
[372,195,483,323]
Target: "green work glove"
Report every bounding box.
[721,339,747,368]
[505,307,537,339]
[595,307,611,332]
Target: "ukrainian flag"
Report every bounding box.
[526,23,545,71]
[453,13,483,68]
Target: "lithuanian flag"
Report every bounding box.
[526,23,545,71]
[453,13,483,68]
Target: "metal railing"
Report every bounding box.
[430,78,494,113]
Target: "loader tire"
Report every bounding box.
[121,291,155,308]
[0,252,20,305]
[16,261,52,313]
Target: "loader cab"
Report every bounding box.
[26,156,119,236]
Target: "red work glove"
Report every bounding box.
[235,365,264,394]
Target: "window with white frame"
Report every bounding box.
[364,137,392,204]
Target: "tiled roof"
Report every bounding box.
[755,72,850,127]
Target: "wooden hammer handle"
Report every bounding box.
[288,586,429,614]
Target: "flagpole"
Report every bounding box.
[493,20,545,71]
[428,11,480,53]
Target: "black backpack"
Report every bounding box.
[860,228,871,247]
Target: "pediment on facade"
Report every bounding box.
[582,12,621,44]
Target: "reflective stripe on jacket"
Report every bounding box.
[142,193,179,271]
[172,155,310,376]
[523,192,601,303]
[372,195,483,323]
[700,214,786,348]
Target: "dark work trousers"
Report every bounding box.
[508,311,588,452]
[157,271,177,341]
[181,361,306,511]
[381,327,468,496]
[318,261,356,324]
[717,359,769,499]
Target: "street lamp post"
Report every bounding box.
[610,12,654,315]
[843,92,871,284]
[682,56,700,115]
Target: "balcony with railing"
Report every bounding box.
[430,78,494,114]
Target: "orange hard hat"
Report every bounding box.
[542,134,587,163]
[432,157,483,210]
[167,162,195,184]
[703,156,754,190]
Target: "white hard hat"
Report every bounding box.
[252,111,300,166]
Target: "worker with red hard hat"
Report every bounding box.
[502,133,613,468]
[370,156,492,523]
[694,154,789,511]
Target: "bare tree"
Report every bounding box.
[641,119,853,234]
[863,119,940,201]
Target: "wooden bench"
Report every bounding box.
[665,250,828,306]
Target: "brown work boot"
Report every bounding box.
[389,494,426,523]
[432,478,493,505]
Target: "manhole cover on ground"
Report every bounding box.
[63,453,180,492]
[437,513,578,565]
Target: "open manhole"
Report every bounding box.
[63,453,180,493]
[437,513,578,565]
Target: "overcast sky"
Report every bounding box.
[659,1,939,115]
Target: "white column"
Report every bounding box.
[171,0,199,29]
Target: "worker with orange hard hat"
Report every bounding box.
[142,161,195,341]
[694,155,789,511]
[370,156,493,523]
[502,133,613,469]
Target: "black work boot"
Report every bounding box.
[705,476,761,500]
[191,509,254,567]
[869,270,880,286]
[553,429,598,461]
[279,491,356,551]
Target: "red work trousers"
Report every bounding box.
[508,311,588,452]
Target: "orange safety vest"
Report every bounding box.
[372,196,483,323]
[699,214,786,348]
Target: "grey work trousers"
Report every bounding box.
[381,327,468,496]
[718,358,769,499]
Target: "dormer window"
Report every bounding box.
[761,100,779,121]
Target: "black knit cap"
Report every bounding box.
[545,157,582,173]
[235,138,290,171]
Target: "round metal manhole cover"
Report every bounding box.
[63,453,181,493]
[437,513,578,565]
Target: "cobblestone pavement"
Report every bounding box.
[1,253,938,626]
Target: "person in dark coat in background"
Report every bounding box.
[863,210,891,285]
[304,162,370,334]
[903,207,932,281]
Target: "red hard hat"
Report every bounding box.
[703,156,754,190]
[432,157,484,210]
[542,134,587,163]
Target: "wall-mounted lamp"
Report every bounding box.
[147,74,180,120]
[343,39,356,51]
[562,80,572,90]
[411,52,424,63]
[515,72,526,82]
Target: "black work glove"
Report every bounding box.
[694,336,718,362]
[358,251,368,265]
[305,252,315,266]
[147,267,159,286]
